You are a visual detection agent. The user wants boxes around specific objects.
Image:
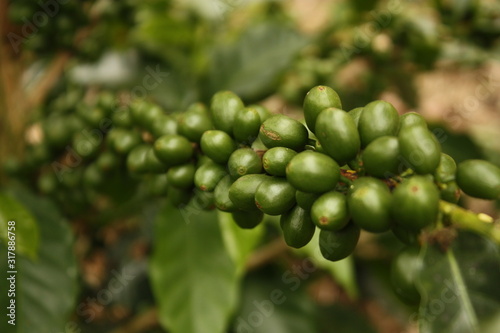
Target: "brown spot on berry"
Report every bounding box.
[411,186,419,193]
[260,126,281,141]
[319,216,329,225]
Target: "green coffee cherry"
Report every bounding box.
[456,160,500,200]
[168,186,192,207]
[286,151,339,193]
[254,177,296,215]
[72,132,99,159]
[391,224,420,245]
[390,246,423,304]
[77,106,107,128]
[391,175,440,230]
[348,107,363,127]
[311,191,350,231]
[348,177,392,233]
[434,153,457,183]
[229,174,269,211]
[398,125,441,174]
[280,205,316,248]
[96,151,120,172]
[126,144,150,174]
[108,128,142,155]
[249,104,271,122]
[191,189,215,210]
[142,105,166,130]
[60,167,83,188]
[233,107,262,144]
[154,134,193,166]
[150,114,178,138]
[358,100,399,147]
[129,100,163,128]
[42,115,74,148]
[129,99,148,123]
[187,102,209,114]
[259,115,308,151]
[194,162,227,192]
[250,136,267,151]
[196,154,213,168]
[439,181,460,204]
[232,210,264,229]
[37,172,58,194]
[178,104,213,143]
[210,91,244,134]
[319,222,360,262]
[362,136,401,178]
[97,91,116,110]
[303,85,342,133]
[112,108,134,128]
[145,146,168,173]
[200,130,236,164]
[83,163,104,188]
[315,107,360,165]
[295,191,321,211]
[262,147,297,177]
[399,112,427,130]
[167,163,196,189]
[227,148,262,179]
[148,174,169,196]
[214,175,237,212]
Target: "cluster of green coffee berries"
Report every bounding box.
[111,85,499,263]
[10,85,500,264]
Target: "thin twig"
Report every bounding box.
[245,237,289,270]
[440,200,500,244]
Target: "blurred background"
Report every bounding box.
[1,0,500,332]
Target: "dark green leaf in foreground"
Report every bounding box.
[418,231,500,333]
[0,186,78,333]
[233,270,317,333]
[0,193,39,259]
[150,201,239,333]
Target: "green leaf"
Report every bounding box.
[0,186,78,333]
[0,194,39,259]
[218,211,265,276]
[296,230,359,299]
[418,231,500,333]
[234,271,318,333]
[150,201,239,333]
[207,22,308,100]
